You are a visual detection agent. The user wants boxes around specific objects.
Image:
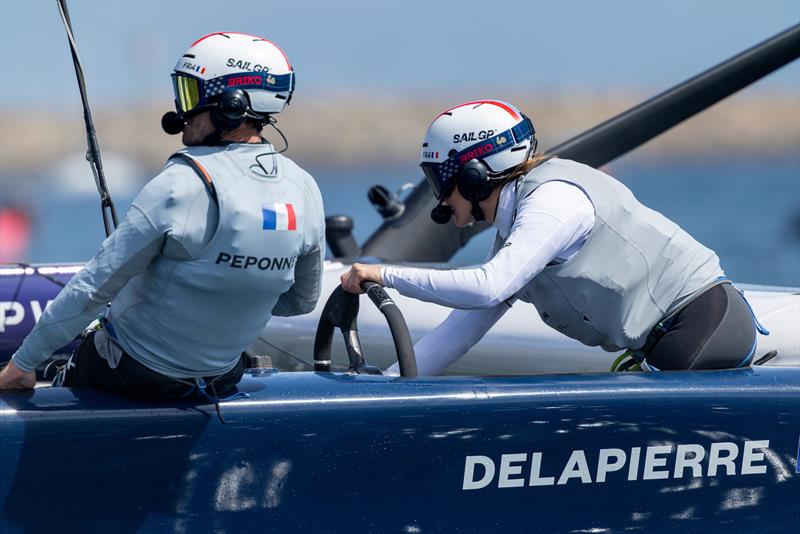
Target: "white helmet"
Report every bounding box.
[420,100,536,202]
[171,32,294,120]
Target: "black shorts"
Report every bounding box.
[646,283,758,371]
[61,331,245,401]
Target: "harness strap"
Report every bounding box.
[98,316,118,340]
[733,286,770,336]
[187,377,250,424]
[169,153,219,206]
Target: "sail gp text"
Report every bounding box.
[462,439,770,490]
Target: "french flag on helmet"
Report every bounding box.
[420,100,536,200]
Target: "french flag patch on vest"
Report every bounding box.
[262,202,297,231]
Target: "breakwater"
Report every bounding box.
[1,91,798,174]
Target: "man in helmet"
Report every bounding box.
[342,99,765,374]
[0,33,325,398]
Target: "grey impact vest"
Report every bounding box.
[108,145,321,378]
[492,158,722,351]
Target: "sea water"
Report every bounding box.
[8,155,800,287]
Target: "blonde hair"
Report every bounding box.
[497,152,555,185]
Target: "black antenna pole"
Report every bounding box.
[56,0,118,238]
[360,23,800,263]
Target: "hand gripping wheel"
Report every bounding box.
[313,282,418,378]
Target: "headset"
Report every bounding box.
[162,87,263,135]
[429,158,493,224]
[430,113,536,222]
[210,88,251,132]
[454,113,536,203]
[455,159,495,202]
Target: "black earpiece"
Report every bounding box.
[430,203,453,224]
[161,111,186,135]
[455,159,494,202]
[210,88,249,131]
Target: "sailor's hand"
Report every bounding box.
[0,360,36,390]
[341,263,383,294]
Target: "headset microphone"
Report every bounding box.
[161,111,186,135]
[430,202,453,224]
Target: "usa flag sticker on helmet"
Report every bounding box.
[262,202,296,231]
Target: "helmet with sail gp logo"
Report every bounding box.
[169,32,295,128]
[420,100,536,203]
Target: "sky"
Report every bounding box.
[0,0,798,113]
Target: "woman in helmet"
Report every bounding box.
[342,99,765,375]
[0,33,325,398]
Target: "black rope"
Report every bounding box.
[207,379,226,424]
[56,0,118,237]
[6,262,68,309]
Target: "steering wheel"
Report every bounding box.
[313,282,418,378]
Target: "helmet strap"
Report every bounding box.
[471,201,486,222]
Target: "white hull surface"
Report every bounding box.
[252,261,800,375]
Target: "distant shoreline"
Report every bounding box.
[1,92,798,174]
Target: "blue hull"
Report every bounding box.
[0,265,79,363]
[2,367,798,532]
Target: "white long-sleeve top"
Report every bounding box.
[382,180,595,376]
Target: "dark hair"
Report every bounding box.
[244,117,265,134]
